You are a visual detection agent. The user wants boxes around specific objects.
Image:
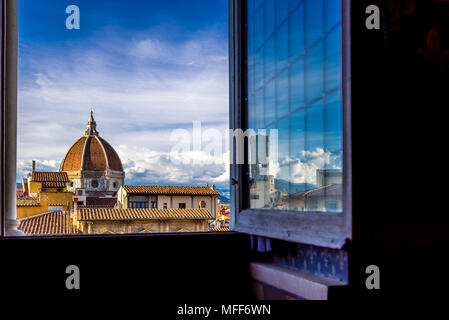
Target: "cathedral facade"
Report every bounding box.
[59,112,125,196]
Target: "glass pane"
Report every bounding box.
[289,3,305,62]
[264,0,276,40]
[305,0,323,48]
[247,0,343,213]
[277,1,289,27]
[265,79,276,126]
[276,69,289,119]
[305,42,324,103]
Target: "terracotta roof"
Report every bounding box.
[84,197,117,208]
[60,137,87,171]
[210,227,230,232]
[98,137,123,171]
[32,172,69,183]
[122,185,220,196]
[60,136,123,172]
[77,208,213,221]
[83,136,107,170]
[18,211,68,235]
[87,191,105,197]
[42,182,68,188]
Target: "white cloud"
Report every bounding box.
[264,148,341,185]
[116,145,229,187]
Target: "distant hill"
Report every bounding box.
[218,195,230,204]
[274,179,316,194]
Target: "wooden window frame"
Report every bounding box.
[229,0,352,249]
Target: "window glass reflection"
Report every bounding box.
[247,0,343,213]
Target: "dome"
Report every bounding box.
[59,111,123,172]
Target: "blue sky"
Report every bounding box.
[17,0,230,195]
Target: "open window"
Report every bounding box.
[1,0,229,236]
[229,0,351,248]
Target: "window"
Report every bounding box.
[163,203,168,209]
[179,203,186,209]
[2,0,229,237]
[248,0,342,212]
[130,201,148,209]
[199,201,207,208]
[230,0,351,248]
[77,190,83,196]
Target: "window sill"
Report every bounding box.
[249,262,347,300]
[234,209,350,249]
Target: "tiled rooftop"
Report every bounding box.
[42,181,68,188]
[210,227,230,232]
[122,185,220,196]
[18,211,68,235]
[83,197,117,208]
[60,137,86,171]
[60,136,123,172]
[77,208,213,221]
[32,172,69,183]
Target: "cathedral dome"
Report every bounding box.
[59,111,123,172]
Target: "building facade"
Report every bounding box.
[117,185,220,219]
[18,208,213,235]
[17,171,73,219]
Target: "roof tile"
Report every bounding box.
[78,208,213,221]
[122,185,219,196]
[18,211,68,235]
[32,172,69,183]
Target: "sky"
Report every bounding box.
[17,0,230,195]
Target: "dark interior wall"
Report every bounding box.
[0,232,251,300]
[351,0,449,298]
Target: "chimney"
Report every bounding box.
[22,178,29,197]
[72,196,79,234]
[32,160,36,173]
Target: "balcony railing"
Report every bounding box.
[16,197,40,206]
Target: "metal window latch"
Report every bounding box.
[231,178,238,186]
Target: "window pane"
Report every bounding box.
[305,42,324,103]
[305,0,323,48]
[289,3,305,62]
[247,0,343,213]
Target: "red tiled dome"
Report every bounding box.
[59,112,123,172]
[60,135,123,172]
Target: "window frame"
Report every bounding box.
[229,0,352,249]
